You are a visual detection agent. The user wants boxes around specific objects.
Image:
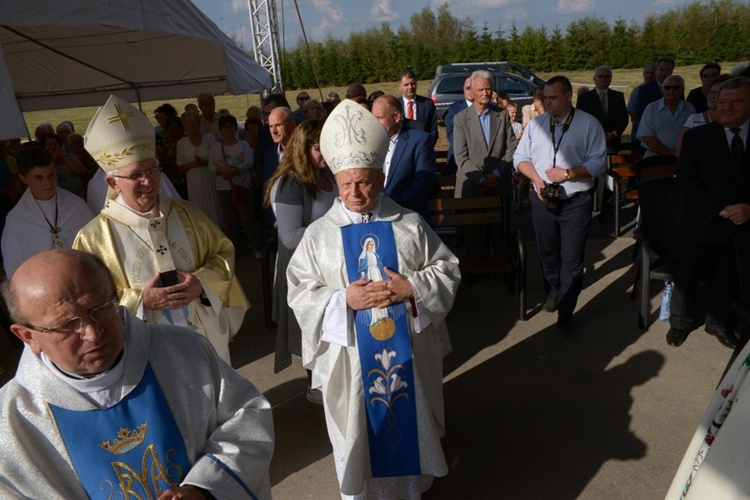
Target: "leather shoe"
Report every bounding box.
[556,316,573,336]
[705,327,737,350]
[666,327,687,347]
[543,297,558,313]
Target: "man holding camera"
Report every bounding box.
[514,76,607,334]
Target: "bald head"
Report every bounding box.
[3,249,115,324]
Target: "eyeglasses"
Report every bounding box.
[310,144,321,151]
[663,85,683,91]
[297,96,310,102]
[111,166,160,182]
[702,72,719,78]
[21,298,119,337]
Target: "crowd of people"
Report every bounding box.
[0,56,748,498]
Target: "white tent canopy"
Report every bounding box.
[0,0,272,140]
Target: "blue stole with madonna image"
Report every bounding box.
[48,364,190,498]
[341,221,421,478]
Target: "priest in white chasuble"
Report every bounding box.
[287,100,461,499]
[0,250,273,499]
[73,95,248,363]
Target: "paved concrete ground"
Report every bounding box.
[0,227,733,499]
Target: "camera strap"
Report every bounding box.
[549,107,575,169]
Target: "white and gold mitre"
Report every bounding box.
[85,95,155,172]
[320,99,389,175]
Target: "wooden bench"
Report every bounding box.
[608,152,643,236]
[429,195,527,320]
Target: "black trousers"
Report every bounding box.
[669,238,738,332]
[530,193,592,319]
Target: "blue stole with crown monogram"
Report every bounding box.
[48,364,190,499]
[341,221,421,477]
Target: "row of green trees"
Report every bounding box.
[280,0,749,88]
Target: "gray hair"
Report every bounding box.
[717,76,750,98]
[470,70,493,90]
[663,75,685,88]
[181,110,201,124]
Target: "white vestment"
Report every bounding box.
[73,196,249,364]
[1,188,94,276]
[287,195,460,498]
[666,339,750,499]
[0,310,274,499]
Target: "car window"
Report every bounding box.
[436,75,468,95]
[498,75,532,95]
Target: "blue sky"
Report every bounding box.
[192,0,693,48]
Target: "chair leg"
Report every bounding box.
[614,180,622,236]
[638,245,650,330]
[631,258,640,301]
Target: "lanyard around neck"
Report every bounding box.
[549,107,575,169]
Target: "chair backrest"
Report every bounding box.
[634,154,678,183]
[637,176,682,262]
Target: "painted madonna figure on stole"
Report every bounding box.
[287,100,461,499]
[74,96,249,363]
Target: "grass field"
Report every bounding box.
[21,61,744,146]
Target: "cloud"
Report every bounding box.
[231,0,244,14]
[370,0,399,22]
[556,0,595,14]
[309,0,345,39]
[311,0,344,22]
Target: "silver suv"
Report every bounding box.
[428,70,542,120]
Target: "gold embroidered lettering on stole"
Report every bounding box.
[110,443,182,499]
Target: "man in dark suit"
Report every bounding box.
[577,65,629,153]
[371,95,436,223]
[398,69,438,146]
[445,76,473,174]
[667,77,750,349]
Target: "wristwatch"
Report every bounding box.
[564,169,571,181]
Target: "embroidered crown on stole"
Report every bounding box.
[99,423,149,454]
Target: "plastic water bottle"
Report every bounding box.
[659,281,673,321]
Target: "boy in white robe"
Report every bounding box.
[1,146,93,277]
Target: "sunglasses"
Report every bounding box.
[663,85,682,91]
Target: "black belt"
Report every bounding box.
[560,191,589,204]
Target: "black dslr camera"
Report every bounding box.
[540,183,564,215]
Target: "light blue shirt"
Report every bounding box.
[637,98,695,155]
[513,109,607,197]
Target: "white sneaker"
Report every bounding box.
[306,387,323,405]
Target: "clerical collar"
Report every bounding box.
[115,195,159,218]
[41,344,126,388]
[340,196,383,224]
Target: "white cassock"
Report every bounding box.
[1,188,94,277]
[0,310,274,499]
[287,195,460,499]
[86,168,181,213]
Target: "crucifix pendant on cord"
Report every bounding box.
[51,228,63,249]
